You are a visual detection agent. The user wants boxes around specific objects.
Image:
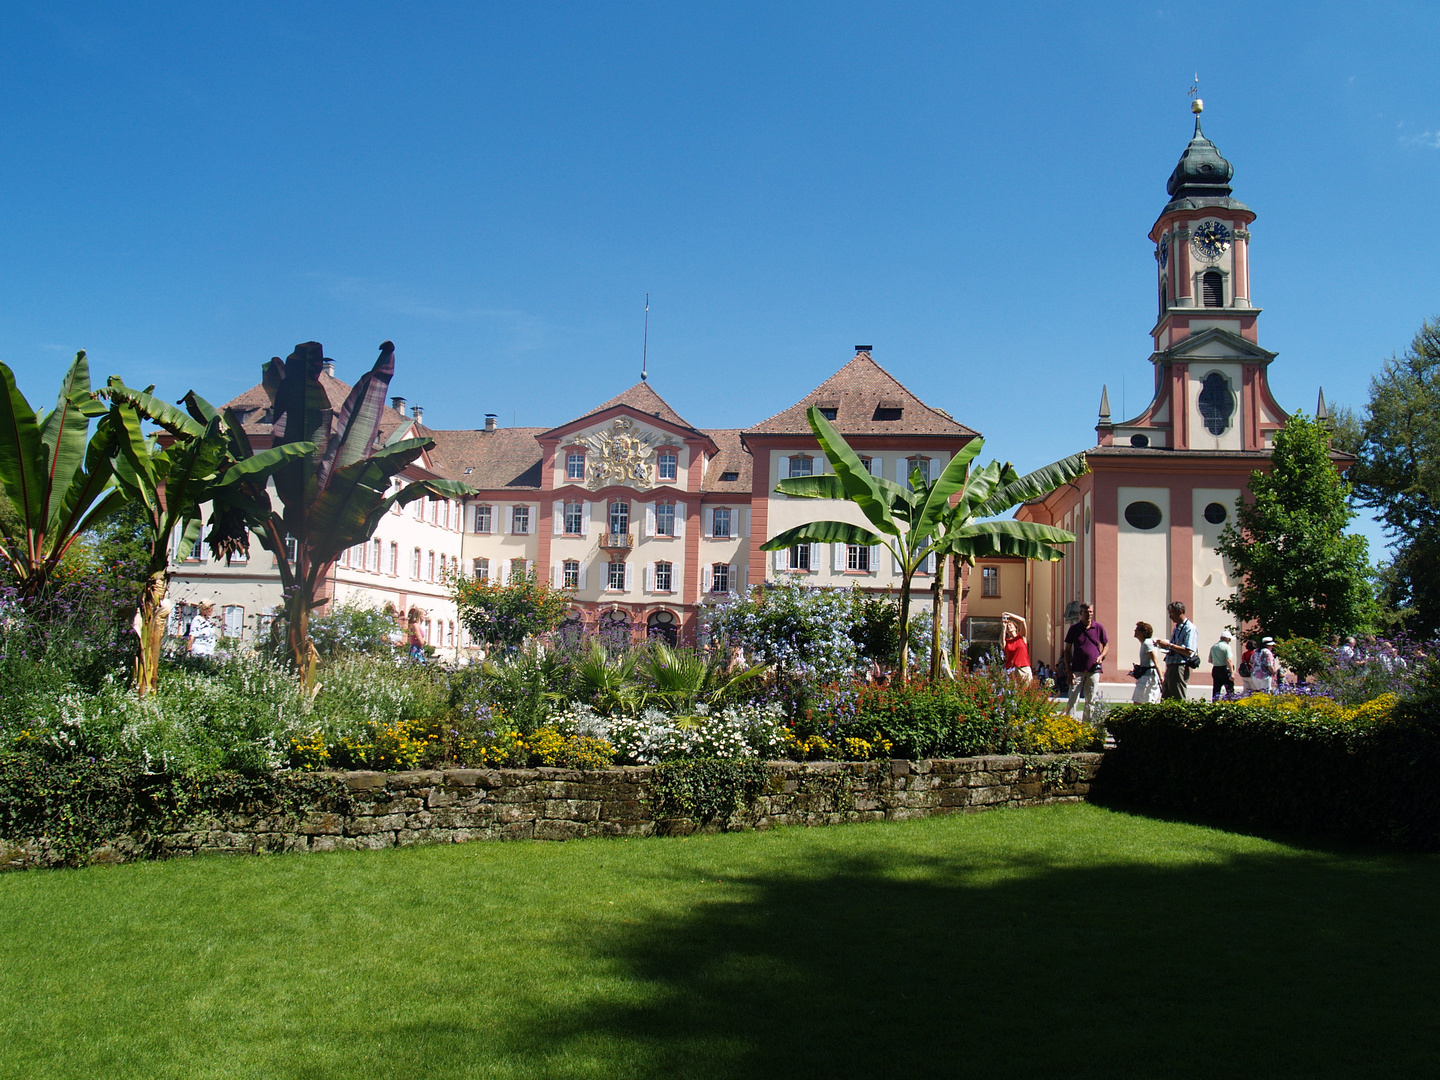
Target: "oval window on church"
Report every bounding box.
[1124,501,1163,530]
[1198,372,1235,436]
[1130,433,1150,448]
[1204,502,1228,525]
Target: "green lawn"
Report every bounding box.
[2,804,1436,1080]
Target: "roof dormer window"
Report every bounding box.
[818,407,837,421]
[873,406,902,421]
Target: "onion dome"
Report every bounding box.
[1161,104,1250,216]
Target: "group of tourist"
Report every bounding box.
[993,599,1302,716]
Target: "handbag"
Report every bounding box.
[1238,659,1253,677]
[1186,654,1202,670]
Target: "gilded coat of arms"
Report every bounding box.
[587,418,656,489]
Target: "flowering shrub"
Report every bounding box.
[1240,691,1399,726]
[307,603,402,658]
[800,669,1101,759]
[451,572,571,648]
[552,701,788,765]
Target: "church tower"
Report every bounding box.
[1100,100,1288,453]
[1014,101,1294,680]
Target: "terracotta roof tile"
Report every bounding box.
[744,351,979,438]
[699,430,752,493]
[425,428,546,491]
[573,381,696,432]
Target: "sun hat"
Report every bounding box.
[1262,636,1274,644]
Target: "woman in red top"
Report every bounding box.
[1001,612,1033,684]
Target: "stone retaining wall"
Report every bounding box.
[0,753,1102,871]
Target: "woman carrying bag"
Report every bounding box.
[1130,621,1164,704]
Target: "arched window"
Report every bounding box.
[1198,372,1236,436]
[1202,271,1224,307]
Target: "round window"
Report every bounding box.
[1130,433,1150,448]
[1204,502,1228,525]
[1124,501,1163,530]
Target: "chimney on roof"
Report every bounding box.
[412,405,424,425]
[855,345,873,354]
[391,397,407,416]
[322,360,335,377]
[484,414,498,432]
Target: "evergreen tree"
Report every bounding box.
[1345,317,1440,634]
[1216,412,1375,638]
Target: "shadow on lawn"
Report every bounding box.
[489,823,1440,1080]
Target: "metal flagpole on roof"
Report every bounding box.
[641,293,649,382]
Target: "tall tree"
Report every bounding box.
[242,341,473,682]
[1343,316,1440,633]
[1216,411,1375,638]
[761,406,1081,682]
[97,381,313,693]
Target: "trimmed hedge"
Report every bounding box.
[1098,701,1440,850]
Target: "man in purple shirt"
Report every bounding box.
[1064,603,1109,719]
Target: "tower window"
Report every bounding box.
[1202,271,1224,307]
[1198,372,1236,436]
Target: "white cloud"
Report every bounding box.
[1402,130,1440,148]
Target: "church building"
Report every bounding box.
[1015,101,1293,674]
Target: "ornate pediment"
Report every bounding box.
[586,417,659,490]
[1161,327,1276,363]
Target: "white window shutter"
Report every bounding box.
[675,502,684,538]
[869,457,880,476]
[779,457,790,480]
[728,563,737,594]
[897,459,907,484]
[581,501,591,534]
[702,565,712,593]
[644,505,654,537]
[578,563,588,590]
[703,507,713,537]
[743,508,751,537]
[892,551,903,575]
[645,564,654,592]
[924,552,936,574]
[833,543,845,572]
[501,506,510,534]
[809,543,820,571]
[526,559,534,577]
[871,544,882,571]
[551,563,560,586]
[623,562,633,591]
[773,548,786,572]
[552,500,563,534]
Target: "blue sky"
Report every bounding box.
[4,2,1436,554]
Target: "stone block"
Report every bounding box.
[496,804,537,824]
[969,785,1011,806]
[444,769,487,788]
[890,759,910,777]
[347,813,406,836]
[297,812,344,836]
[341,771,388,793]
[543,798,600,822]
[535,819,589,841]
[426,789,456,808]
[335,834,396,851]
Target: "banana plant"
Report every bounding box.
[0,353,125,602]
[98,381,315,693]
[241,341,473,683]
[762,406,1084,682]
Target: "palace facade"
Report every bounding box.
[170,106,1304,667]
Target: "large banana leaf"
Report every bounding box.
[944,529,1073,562]
[774,474,848,500]
[39,352,104,532]
[760,519,886,550]
[804,407,899,535]
[103,378,206,439]
[0,362,48,529]
[970,453,1089,520]
[947,519,1076,545]
[317,341,395,489]
[916,437,985,536]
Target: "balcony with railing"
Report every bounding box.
[599,532,633,551]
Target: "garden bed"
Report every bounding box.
[0,753,1102,871]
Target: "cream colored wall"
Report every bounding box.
[764,445,951,590]
[1191,488,1240,647]
[556,418,694,492]
[1186,362,1244,451]
[1115,486,1171,655]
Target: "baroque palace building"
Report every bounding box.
[171,105,1307,667]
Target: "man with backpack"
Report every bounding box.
[1154,601,1198,700]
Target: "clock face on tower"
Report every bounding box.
[1158,236,1169,269]
[1190,219,1231,262]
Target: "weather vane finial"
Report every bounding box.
[1189,73,1203,115]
